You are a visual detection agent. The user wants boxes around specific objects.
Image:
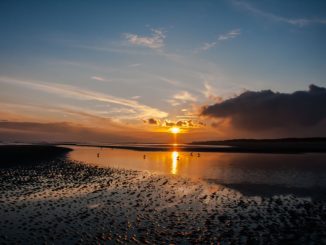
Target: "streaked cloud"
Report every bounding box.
[91,76,109,82]
[200,42,217,51]
[128,63,142,67]
[199,29,241,51]
[158,76,181,86]
[232,0,326,27]
[131,95,141,100]
[0,76,168,119]
[0,102,111,122]
[125,29,166,49]
[173,91,197,103]
[218,29,241,41]
[203,82,214,99]
[0,121,135,143]
[167,91,198,107]
[202,82,222,101]
[166,99,181,107]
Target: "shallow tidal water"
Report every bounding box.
[67,145,326,199]
[1,146,326,244]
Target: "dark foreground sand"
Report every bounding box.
[1,156,326,244]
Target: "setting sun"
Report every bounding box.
[170,127,180,134]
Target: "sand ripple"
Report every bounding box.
[1,159,326,244]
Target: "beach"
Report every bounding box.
[2,0,326,243]
[1,146,326,244]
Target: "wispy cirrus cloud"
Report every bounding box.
[166,91,197,107]
[131,95,141,100]
[200,42,218,51]
[199,29,241,51]
[124,29,166,49]
[232,0,326,27]
[0,76,168,120]
[202,81,222,101]
[0,101,129,129]
[128,63,141,68]
[174,91,197,102]
[91,76,110,82]
[218,29,241,41]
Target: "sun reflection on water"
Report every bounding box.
[171,151,179,175]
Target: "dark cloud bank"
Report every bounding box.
[202,85,326,135]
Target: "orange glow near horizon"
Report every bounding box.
[170,127,180,144]
[170,127,180,134]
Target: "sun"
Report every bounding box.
[170,127,180,134]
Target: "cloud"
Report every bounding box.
[128,63,141,67]
[0,101,137,131]
[145,118,160,125]
[0,76,168,119]
[199,29,240,51]
[158,76,182,86]
[201,84,326,132]
[173,91,197,103]
[142,118,204,129]
[131,95,141,100]
[202,82,222,101]
[91,76,109,82]
[166,99,181,107]
[164,120,175,127]
[200,42,217,51]
[203,82,214,98]
[125,29,166,49]
[167,91,197,106]
[232,0,326,27]
[162,119,204,128]
[0,121,135,143]
[176,120,188,127]
[218,29,241,41]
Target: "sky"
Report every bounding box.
[0,0,326,143]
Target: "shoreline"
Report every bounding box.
[62,143,326,154]
[2,142,326,155]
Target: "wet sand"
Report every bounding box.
[0,145,71,167]
[1,153,326,244]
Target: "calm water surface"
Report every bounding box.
[67,145,326,198]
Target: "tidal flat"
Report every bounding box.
[1,154,326,244]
